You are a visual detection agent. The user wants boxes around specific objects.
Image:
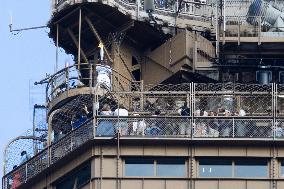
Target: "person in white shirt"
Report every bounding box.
[236,108,247,137]
[114,105,129,135]
[96,64,112,89]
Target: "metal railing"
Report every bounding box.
[5,82,284,188]
[95,116,280,138]
[2,120,93,189]
[42,63,132,103]
[223,16,284,40]
[4,115,284,188]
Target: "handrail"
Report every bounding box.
[4,115,284,188]
[37,63,133,103]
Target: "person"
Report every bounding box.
[275,122,284,137]
[235,108,247,137]
[83,105,92,118]
[11,166,21,189]
[219,110,232,137]
[146,110,161,135]
[20,151,30,164]
[113,105,129,135]
[96,64,111,89]
[72,113,86,130]
[97,104,114,136]
[178,102,191,136]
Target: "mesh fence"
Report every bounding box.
[193,118,273,138]
[96,117,192,137]
[50,120,93,164]
[3,122,93,189]
[46,63,132,102]
[4,82,284,189]
[96,117,274,138]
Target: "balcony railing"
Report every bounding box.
[39,63,132,103]
[2,120,94,189]
[96,116,283,138]
[6,81,284,188]
[4,115,284,189]
[52,0,284,40]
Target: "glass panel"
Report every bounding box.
[56,163,91,189]
[199,159,232,177]
[77,164,91,187]
[235,160,267,178]
[157,158,185,177]
[125,159,154,176]
[56,177,75,189]
[281,161,284,177]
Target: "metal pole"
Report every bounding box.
[223,0,226,32]
[215,0,219,58]
[47,109,62,166]
[258,16,261,45]
[55,24,59,73]
[32,106,37,155]
[25,163,28,182]
[238,16,240,46]
[223,0,226,45]
[78,8,82,70]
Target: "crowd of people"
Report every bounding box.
[96,102,280,138]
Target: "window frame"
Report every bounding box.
[123,157,187,177]
[198,158,269,178]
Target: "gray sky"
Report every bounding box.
[0,0,71,184]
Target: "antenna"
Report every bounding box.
[8,12,47,35]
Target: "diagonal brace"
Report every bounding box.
[85,16,113,63]
[67,28,89,63]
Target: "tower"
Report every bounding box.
[3,0,284,189]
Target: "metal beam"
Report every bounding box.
[115,20,134,35]
[85,16,113,63]
[78,8,82,69]
[67,28,89,63]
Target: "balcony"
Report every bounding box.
[51,0,284,43]
[51,0,213,30]
[4,75,284,188]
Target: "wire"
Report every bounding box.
[9,24,48,35]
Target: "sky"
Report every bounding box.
[0,0,71,184]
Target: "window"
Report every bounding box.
[157,158,185,177]
[235,160,267,178]
[56,162,91,189]
[281,161,284,177]
[199,159,232,177]
[199,159,268,178]
[125,158,154,176]
[124,158,186,177]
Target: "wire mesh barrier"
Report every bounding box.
[96,117,192,137]
[45,63,132,103]
[5,82,284,188]
[95,117,275,138]
[2,122,93,189]
[193,118,273,138]
[50,120,94,164]
[26,150,48,180]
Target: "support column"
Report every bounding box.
[78,8,82,69]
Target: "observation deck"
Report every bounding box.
[49,0,284,52]
[4,63,284,189]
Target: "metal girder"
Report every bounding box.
[67,28,89,63]
[115,20,134,35]
[85,16,113,63]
